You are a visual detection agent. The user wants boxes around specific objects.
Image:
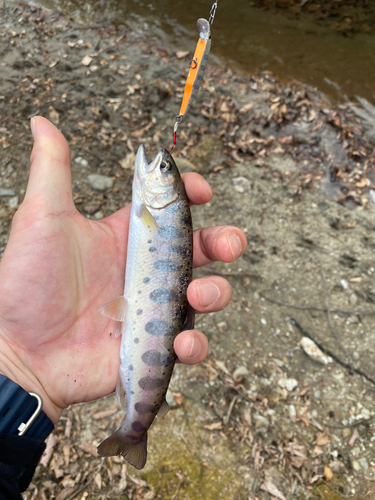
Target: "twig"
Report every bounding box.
[261,294,375,316]
[290,317,375,386]
[224,396,238,425]
[323,416,375,429]
[65,458,105,500]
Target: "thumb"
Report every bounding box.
[24,116,74,212]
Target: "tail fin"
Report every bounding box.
[97,430,148,470]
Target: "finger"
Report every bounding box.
[187,276,231,313]
[193,226,247,268]
[174,329,209,365]
[181,173,213,206]
[24,116,74,212]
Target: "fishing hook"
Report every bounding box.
[209,1,218,25]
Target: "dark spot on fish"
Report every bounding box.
[145,319,175,336]
[150,288,178,304]
[132,421,148,432]
[173,303,187,320]
[136,309,143,316]
[149,246,156,253]
[138,291,141,294]
[154,260,181,272]
[170,246,192,259]
[138,376,165,390]
[180,214,191,226]
[178,273,191,293]
[160,353,175,367]
[143,277,150,284]
[129,365,134,371]
[158,226,184,240]
[135,402,155,413]
[142,350,162,366]
[148,240,152,244]
[134,338,139,344]
[131,391,135,395]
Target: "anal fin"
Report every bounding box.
[99,296,126,321]
[157,399,169,418]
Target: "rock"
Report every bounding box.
[88,174,113,191]
[232,176,250,193]
[75,156,88,167]
[352,460,361,471]
[94,210,104,220]
[8,196,18,209]
[340,279,349,290]
[285,378,298,392]
[233,366,249,379]
[289,405,296,418]
[361,408,371,420]
[300,337,333,365]
[349,293,358,305]
[260,318,267,325]
[253,414,270,428]
[0,188,15,197]
[358,457,369,470]
[0,207,8,218]
[369,189,375,203]
[84,203,101,215]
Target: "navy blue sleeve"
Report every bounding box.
[0,433,46,500]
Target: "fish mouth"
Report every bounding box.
[135,145,167,181]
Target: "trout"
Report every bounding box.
[97,145,193,469]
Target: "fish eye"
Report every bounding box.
[160,160,172,173]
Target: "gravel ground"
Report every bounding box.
[1,4,375,499]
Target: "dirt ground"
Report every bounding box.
[1,4,375,499]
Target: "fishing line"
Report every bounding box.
[171,0,218,150]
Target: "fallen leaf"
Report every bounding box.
[324,466,333,481]
[172,392,183,405]
[176,51,189,59]
[93,408,119,419]
[349,276,362,283]
[204,422,223,431]
[315,432,329,446]
[260,480,287,500]
[81,55,93,66]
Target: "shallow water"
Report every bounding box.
[22,0,375,104]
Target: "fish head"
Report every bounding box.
[134,145,181,209]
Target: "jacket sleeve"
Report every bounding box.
[0,433,46,500]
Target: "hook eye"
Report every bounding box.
[190,58,198,69]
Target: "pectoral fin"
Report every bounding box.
[99,296,127,322]
[137,203,159,230]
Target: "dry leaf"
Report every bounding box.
[204,422,223,431]
[315,432,329,446]
[172,392,183,405]
[176,51,189,59]
[311,445,324,457]
[93,408,119,419]
[324,466,333,481]
[240,103,253,113]
[81,55,93,66]
[78,442,99,457]
[260,481,287,500]
[119,153,136,170]
[348,428,359,447]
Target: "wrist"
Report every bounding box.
[0,335,62,424]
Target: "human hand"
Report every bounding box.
[0,117,247,423]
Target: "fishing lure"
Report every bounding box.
[173,1,218,146]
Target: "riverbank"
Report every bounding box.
[1,4,375,500]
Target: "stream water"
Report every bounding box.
[22,0,375,104]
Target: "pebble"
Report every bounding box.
[88,174,113,191]
[349,293,358,306]
[285,378,298,392]
[358,457,369,470]
[340,279,349,290]
[289,404,296,418]
[260,318,267,325]
[361,408,371,420]
[233,366,249,379]
[94,211,104,220]
[84,203,101,215]
[232,176,250,193]
[300,337,333,365]
[253,414,270,428]
[0,188,15,196]
[0,207,9,218]
[352,460,361,471]
[8,196,18,209]
[369,189,375,203]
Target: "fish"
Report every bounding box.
[179,18,211,117]
[97,145,194,470]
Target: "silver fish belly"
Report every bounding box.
[97,145,193,469]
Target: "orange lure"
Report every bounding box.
[179,18,211,117]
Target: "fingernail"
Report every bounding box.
[30,117,37,139]
[188,335,201,359]
[200,178,213,198]
[227,234,242,260]
[197,281,220,307]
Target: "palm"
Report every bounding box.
[0,202,131,409]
